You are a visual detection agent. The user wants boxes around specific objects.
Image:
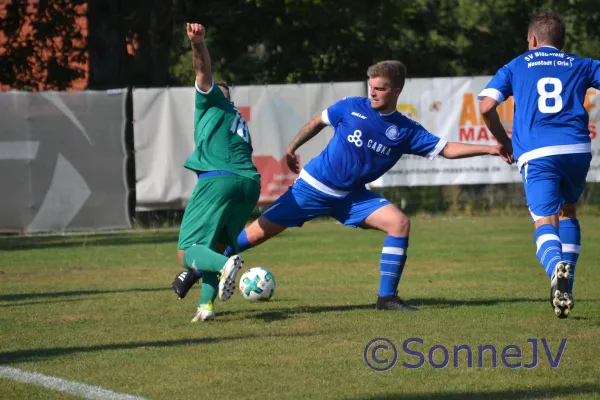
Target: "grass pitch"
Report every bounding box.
[1,216,599,399]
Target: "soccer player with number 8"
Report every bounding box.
[479,12,600,318]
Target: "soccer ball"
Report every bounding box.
[239,267,276,301]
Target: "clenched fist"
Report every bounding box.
[285,150,300,174]
[187,23,205,44]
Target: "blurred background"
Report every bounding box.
[1,0,600,234]
[3,0,600,90]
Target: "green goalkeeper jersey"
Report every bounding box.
[183,81,260,183]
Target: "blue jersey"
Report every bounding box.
[302,97,446,193]
[479,46,600,169]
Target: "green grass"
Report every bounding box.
[1,216,600,400]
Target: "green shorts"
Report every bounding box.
[177,174,260,252]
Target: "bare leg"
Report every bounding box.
[244,215,288,247]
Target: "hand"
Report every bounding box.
[285,150,300,174]
[186,23,205,44]
[492,142,514,165]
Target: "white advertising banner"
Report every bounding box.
[133,82,365,210]
[370,77,600,187]
[134,78,600,210]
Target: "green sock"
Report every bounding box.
[183,245,229,274]
[199,272,219,307]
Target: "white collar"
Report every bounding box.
[538,45,560,51]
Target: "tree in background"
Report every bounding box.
[169,0,599,86]
[87,0,176,89]
[1,0,598,90]
[0,0,87,91]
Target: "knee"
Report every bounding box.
[387,214,410,237]
[177,249,185,266]
[559,204,577,220]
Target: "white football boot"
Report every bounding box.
[218,255,243,301]
[191,302,215,322]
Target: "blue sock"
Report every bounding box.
[559,218,580,295]
[379,236,408,297]
[224,229,253,257]
[534,224,563,278]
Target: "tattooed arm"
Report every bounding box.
[186,23,213,92]
[285,115,328,173]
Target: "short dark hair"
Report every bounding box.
[528,12,566,50]
[366,61,406,91]
[216,81,230,100]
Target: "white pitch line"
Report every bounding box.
[0,366,146,400]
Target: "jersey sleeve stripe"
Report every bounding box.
[195,78,215,95]
[425,139,448,160]
[477,88,505,103]
[321,109,332,126]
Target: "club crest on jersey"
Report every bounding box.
[385,125,400,140]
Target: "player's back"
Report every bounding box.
[499,47,600,163]
[184,82,260,183]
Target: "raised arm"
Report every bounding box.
[285,115,328,173]
[187,23,213,92]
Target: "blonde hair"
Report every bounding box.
[367,61,406,91]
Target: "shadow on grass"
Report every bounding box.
[0,298,100,308]
[0,331,317,365]
[3,292,592,321]
[410,297,549,308]
[358,383,600,400]
[219,303,376,322]
[0,287,170,302]
[0,231,178,251]
[219,297,558,322]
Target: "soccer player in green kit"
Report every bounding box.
[171,22,261,322]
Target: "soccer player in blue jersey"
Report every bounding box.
[479,12,600,318]
[186,60,507,313]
